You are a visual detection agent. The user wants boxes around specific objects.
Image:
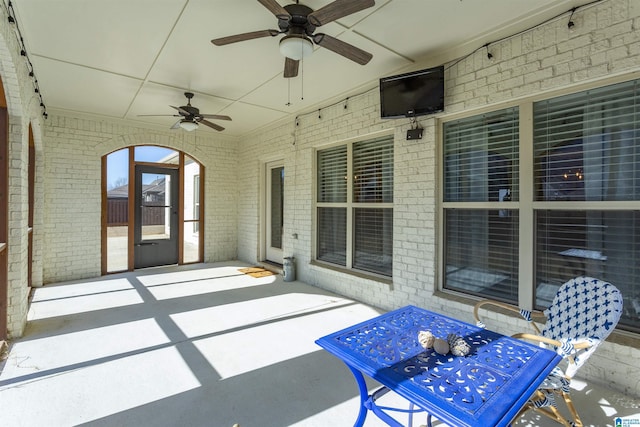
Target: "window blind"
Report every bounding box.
[444,209,519,303]
[535,210,640,319]
[443,108,519,203]
[354,208,393,276]
[317,207,347,266]
[534,79,640,202]
[353,136,394,203]
[442,107,519,302]
[533,79,640,331]
[317,145,347,203]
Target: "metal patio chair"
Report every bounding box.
[473,276,623,427]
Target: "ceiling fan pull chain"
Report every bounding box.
[301,58,304,101]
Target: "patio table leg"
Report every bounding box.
[346,364,369,427]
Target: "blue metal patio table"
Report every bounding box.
[315,305,562,427]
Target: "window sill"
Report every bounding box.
[310,260,393,287]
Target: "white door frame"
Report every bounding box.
[265,160,284,264]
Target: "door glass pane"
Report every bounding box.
[183,221,199,263]
[184,157,200,221]
[134,146,178,164]
[141,172,171,241]
[270,166,284,249]
[106,148,129,272]
[183,156,201,263]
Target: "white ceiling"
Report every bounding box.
[11,0,595,137]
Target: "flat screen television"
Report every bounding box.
[379,65,444,119]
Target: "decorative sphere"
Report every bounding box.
[433,338,450,355]
[418,330,435,349]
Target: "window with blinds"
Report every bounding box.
[442,108,519,303]
[533,80,640,331]
[316,135,394,277]
[441,78,640,332]
[534,80,640,202]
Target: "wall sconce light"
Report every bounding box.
[485,44,494,61]
[567,7,576,32]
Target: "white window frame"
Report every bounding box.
[314,133,394,278]
[439,74,640,332]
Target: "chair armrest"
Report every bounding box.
[512,333,594,367]
[473,300,543,334]
[513,333,593,350]
[512,333,563,347]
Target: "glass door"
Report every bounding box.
[134,165,179,268]
[266,162,284,264]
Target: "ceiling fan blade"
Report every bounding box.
[199,114,232,121]
[257,0,291,21]
[211,29,280,46]
[170,105,191,115]
[170,120,182,130]
[137,114,180,117]
[313,33,372,65]
[284,57,299,78]
[308,0,375,27]
[199,119,225,131]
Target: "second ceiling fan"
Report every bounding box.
[211,0,375,78]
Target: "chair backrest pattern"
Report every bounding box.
[541,276,623,377]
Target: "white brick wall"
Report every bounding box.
[237,0,640,396]
[0,3,47,337]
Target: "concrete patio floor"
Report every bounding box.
[1,262,639,427]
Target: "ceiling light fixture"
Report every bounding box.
[179,120,199,132]
[279,35,313,60]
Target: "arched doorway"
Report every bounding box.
[102,145,204,273]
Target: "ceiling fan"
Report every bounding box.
[138,92,232,131]
[211,0,375,78]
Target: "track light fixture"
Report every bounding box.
[5,0,48,118]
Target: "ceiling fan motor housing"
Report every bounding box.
[281,3,316,35]
[180,92,199,117]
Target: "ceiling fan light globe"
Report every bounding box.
[179,120,199,132]
[279,35,313,60]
